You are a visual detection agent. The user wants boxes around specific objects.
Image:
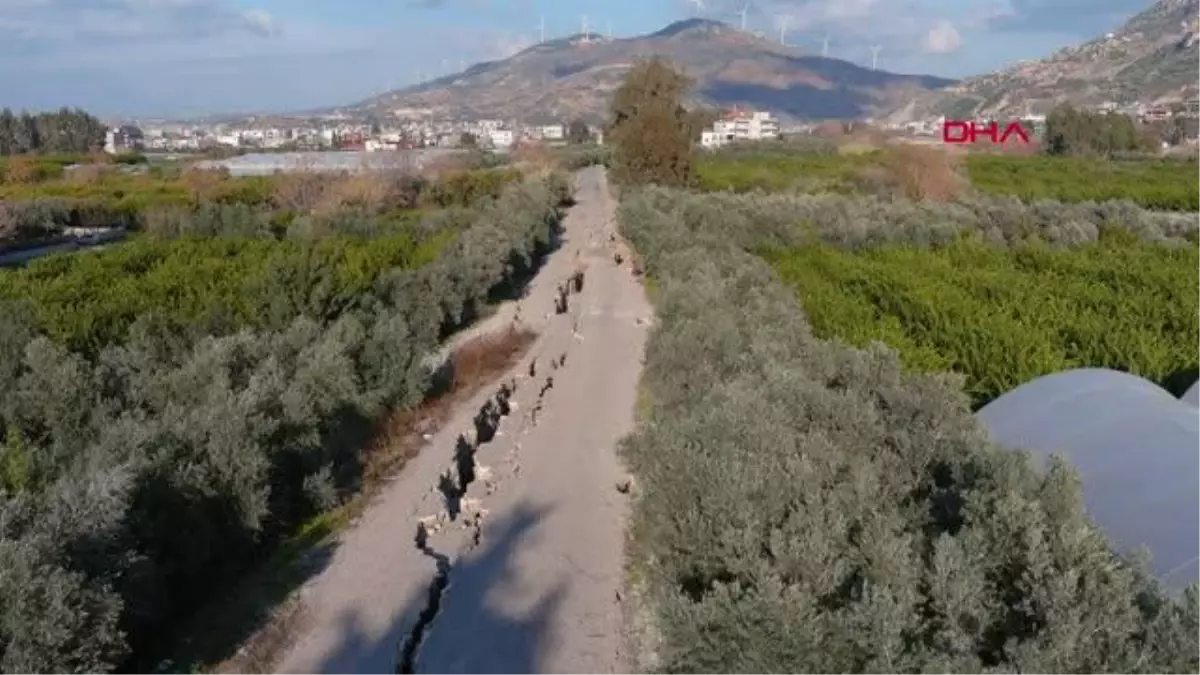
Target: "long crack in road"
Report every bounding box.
[269,166,651,674]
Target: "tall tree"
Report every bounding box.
[605,57,694,187]
[566,118,592,144]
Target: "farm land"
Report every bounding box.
[0,150,573,672]
[612,137,1199,672]
[1,126,1198,674]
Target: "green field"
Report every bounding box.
[692,148,1200,211]
[0,229,451,354]
[765,234,1200,406]
[965,155,1200,211]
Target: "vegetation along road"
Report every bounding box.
[270,166,650,674]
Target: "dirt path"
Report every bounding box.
[271,166,650,674]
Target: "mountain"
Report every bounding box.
[887,0,1199,122]
[338,19,955,123]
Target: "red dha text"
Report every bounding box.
[942,120,1031,145]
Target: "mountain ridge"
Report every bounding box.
[887,0,1199,122]
[335,18,956,123]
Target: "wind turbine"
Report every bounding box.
[687,0,705,17]
[606,20,613,39]
[777,15,790,45]
[737,1,751,31]
[821,32,830,56]
[581,14,591,42]
[870,45,882,70]
[537,15,546,43]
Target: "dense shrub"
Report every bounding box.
[766,237,1199,406]
[0,176,566,673]
[1042,104,1149,157]
[650,188,1197,256]
[617,185,1199,673]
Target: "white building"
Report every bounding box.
[489,129,515,148]
[540,124,565,140]
[700,109,781,149]
[104,125,145,154]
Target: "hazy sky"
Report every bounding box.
[0,0,1152,118]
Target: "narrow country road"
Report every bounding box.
[269,166,651,674]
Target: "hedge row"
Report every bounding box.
[0,175,568,673]
[662,189,1198,253]
[765,236,1199,407]
[616,186,1198,673]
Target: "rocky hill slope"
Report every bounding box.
[340,19,954,123]
[887,0,1199,122]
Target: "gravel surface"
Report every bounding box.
[271,166,651,674]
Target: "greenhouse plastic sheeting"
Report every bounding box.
[977,368,1199,592]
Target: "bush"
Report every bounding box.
[0,175,567,672]
[639,188,1197,259]
[616,185,1199,673]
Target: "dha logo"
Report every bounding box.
[942,120,1032,145]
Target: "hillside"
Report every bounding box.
[340,19,954,123]
[887,0,1199,122]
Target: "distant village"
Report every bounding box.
[103,95,1200,156]
[104,109,812,155]
[103,116,594,155]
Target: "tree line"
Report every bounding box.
[0,108,108,156]
[1042,104,1146,156]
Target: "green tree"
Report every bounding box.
[605,57,694,187]
[1043,103,1149,157]
[566,118,592,144]
[684,106,721,142]
[460,132,478,148]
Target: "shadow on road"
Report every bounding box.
[314,501,565,674]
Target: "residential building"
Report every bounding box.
[700,109,780,148]
[104,125,145,154]
[489,129,515,148]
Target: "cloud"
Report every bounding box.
[0,0,280,48]
[923,19,961,52]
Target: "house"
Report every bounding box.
[489,129,515,148]
[700,108,781,149]
[104,125,145,154]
